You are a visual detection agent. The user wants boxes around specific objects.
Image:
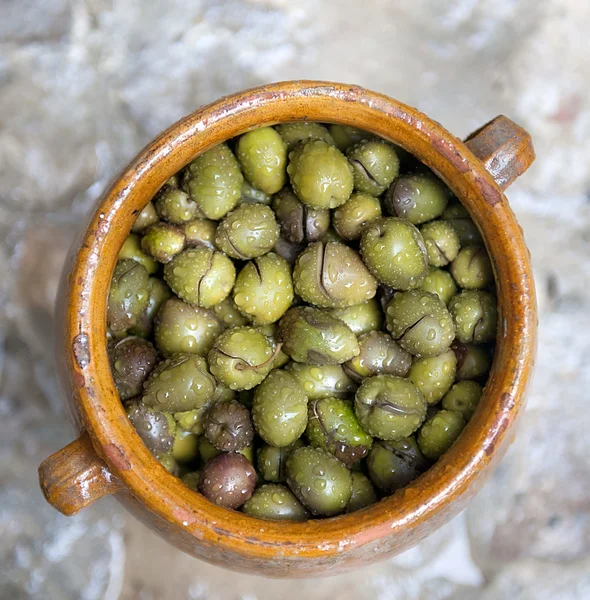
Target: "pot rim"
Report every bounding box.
[65,80,536,561]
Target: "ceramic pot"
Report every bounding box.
[38,81,536,577]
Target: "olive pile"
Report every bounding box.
[108,122,497,521]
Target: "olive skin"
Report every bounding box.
[212,297,251,328]
[252,370,308,447]
[333,192,382,241]
[142,353,216,413]
[306,397,373,467]
[199,453,257,510]
[182,218,217,249]
[285,363,357,400]
[164,247,236,308]
[154,298,223,357]
[272,187,330,245]
[109,336,158,400]
[293,241,378,308]
[420,220,461,267]
[347,139,400,196]
[384,173,450,225]
[452,341,493,380]
[118,233,159,274]
[208,326,275,391]
[204,399,255,452]
[131,202,159,233]
[408,349,457,405]
[276,122,335,151]
[126,400,176,456]
[239,180,272,205]
[286,447,352,517]
[366,438,429,494]
[180,471,201,491]
[330,298,383,336]
[141,222,186,264]
[442,380,482,421]
[236,127,287,195]
[182,143,244,220]
[346,473,378,513]
[449,290,497,344]
[171,429,199,464]
[158,454,180,475]
[417,409,466,461]
[420,267,458,305]
[273,236,305,265]
[287,139,354,209]
[257,323,290,369]
[328,125,372,152]
[107,259,150,334]
[344,331,412,382]
[154,183,200,224]
[450,246,494,290]
[278,307,360,365]
[256,440,305,483]
[233,253,294,325]
[215,203,280,260]
[354,375,427,441]
[442,203,483,246]
[129,277,172,338]
[242,484,309,521]
[385,290,455,357]
[360,218,429,290]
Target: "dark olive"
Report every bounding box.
[199,453,257,510]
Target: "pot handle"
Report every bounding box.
[38,431,121,516]
[464,115,535,189]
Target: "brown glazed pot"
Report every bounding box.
[38,81,537,577]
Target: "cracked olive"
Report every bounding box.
[171,429,199,464]
[330,298,383,336]
[164,247,236,308]
[360,218,429,290]
[199,452,256,509]
[256,440,305,483]
[408,349,457,405]
[385,290,455,357]
[236,127,287,195]
[154,298,223,357]
[272,187,330,245]
[420,267,458,305]
[450,246,494,290]
[239,180,272,205]
[129,277,172,338]
[278,307,360,365]
[107,259,150,334]
[243,484,309,521]
[181,471,201,491]
[252,370,308,447]
[293,241,377,308]
[208,326,275,390]
[212,296,250,328]
[215,203,279,259]
[346,472,377,513]
[182,143,243,220]
[119,233,159,274]
[442,202,483,246]
[384,173,450,225]
[257,323,290,368]
[286,447,352,517]
[126,400,175,456]
[442,380,482,421]
[449,290,497,344]
[272,235,305,265]
[142,353,216,412]
[366,438,429,494]
[141,222,186,263]
[319,228,344,244]
[204,399,254,452]
[109,336,157,400]
[417,409,466,460]
[354,375,426,441]
[131,202,159,234]
[287,139,353,209]
[276,122,335,151]
[285,363,357,400]
[306,397,372,467]
[347,139,400,196]
[173,381,234,435]
[181,218,217,249]
[344,331,412,381]
[452,341,493,380]
[154,183,200,224]
[233,253,294,325]
[333,192,382,241]
[328,124,372,151]
[420,220,461,267]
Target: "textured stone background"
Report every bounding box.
[1,1,589,598]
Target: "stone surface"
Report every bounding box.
[0,0,589,597]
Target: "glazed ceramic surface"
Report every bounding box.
[38,81,536,577]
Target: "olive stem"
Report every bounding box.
[235,343,283,371]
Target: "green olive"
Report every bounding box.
[171,429,199,464]
[243,484,309,521]
[256,440,305,483]
[452,341,493,380]
[118,234,159,274]
[442,380,482,421]
[154,183,200,224]
[212,296,251,328]
[128,277,172,338]
[449,290,497,344]
[417,409,466,460]
[450,247,494,290]
[141,223,186,264]
[420,267,458,305]
[333,192,382,241]
[442,202,483,246]
[131,202,159,234]
[181,218,217,249]
[107,259,150,334]
[347,140,400,196]
[328,125,372,151]
[346,472,378,513]
[276,122,335,151]
[408,349,457,405]
[420,220,461,267]
[285,363,357,399]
